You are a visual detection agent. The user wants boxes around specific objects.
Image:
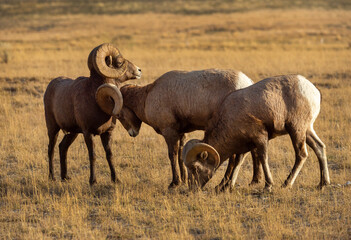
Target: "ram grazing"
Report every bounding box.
[44,43,141,185]
[115,69,262,188]
[183,75,330,191]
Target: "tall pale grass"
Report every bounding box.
[0,9,350,239]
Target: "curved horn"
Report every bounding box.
[182,140,220,170]
[92,43,127,79]
[87,46,99,71]
[95,83,123,116]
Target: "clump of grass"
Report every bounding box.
[0,43,11,64]
[0,50,9,63]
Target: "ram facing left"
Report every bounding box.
[44,43,141,185]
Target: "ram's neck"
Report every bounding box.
[89,69,122,88]
[204,125,231,164]
[121,84,152,122]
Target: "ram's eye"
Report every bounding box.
[116,57,124,68]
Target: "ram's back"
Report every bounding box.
[144,69,253,132]
[44,77,86,132]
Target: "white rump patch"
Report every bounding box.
[297,75,320,125]
[237,72,254,89]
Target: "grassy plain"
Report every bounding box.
[0,1,351,239]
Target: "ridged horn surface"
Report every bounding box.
[182,140,220,169]
[95,83,123,116]
[87,46,99,71]
[93,43,127,78]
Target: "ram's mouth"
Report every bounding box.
[135,72,142,79]
[130,74,141,80]
[134,66,142,79]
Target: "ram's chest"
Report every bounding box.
[75,109,115,135]
[89,117,115,135]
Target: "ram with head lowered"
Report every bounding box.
[116,69,262,188]
[183,75,330,191]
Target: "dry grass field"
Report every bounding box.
[0,1,351,239]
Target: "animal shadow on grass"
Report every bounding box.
[13,176,118,199]
[88,183,118,198]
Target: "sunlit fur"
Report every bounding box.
[43,46,141,185]
[117,69,264,189]
[184,75,330,191]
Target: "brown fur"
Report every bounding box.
[44,58,141,185]
[184,75,330,191]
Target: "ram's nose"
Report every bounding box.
[135,66,142,79]
[128,129,139,137]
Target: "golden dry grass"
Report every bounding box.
[0,3,351,239]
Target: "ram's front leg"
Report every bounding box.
[215,155,236,192]
[84,132,97,185]
[100,131,120,183]
[228,153,249,191]
[163,129,182,189]
[178,134,188,183]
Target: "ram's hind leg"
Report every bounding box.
[255,140,274,191]
[306,128,330,188]
[283,129,308,188]
[47,126,59,181]
[249,148,263,186]
[59,133,78,181]
[100,131,120,184]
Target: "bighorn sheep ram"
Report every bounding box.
[44,43,141,185]
[114,69,262,188]
[183,75,330,191]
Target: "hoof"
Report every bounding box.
[61,176,71,182]
[263,185,273,193]
[89,179,97,186]
[168,181,181,189]
[317,182,329,190]
[281,181,290,189]
[249,180,260,187]
[215,184,229,193]
[112,177,121,184]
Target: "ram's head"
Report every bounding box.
[182,139,220,189]
[88,43,141,82]
[88,43,141,117]
[117,106,142,137]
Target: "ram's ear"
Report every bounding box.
[199,151,208,161]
